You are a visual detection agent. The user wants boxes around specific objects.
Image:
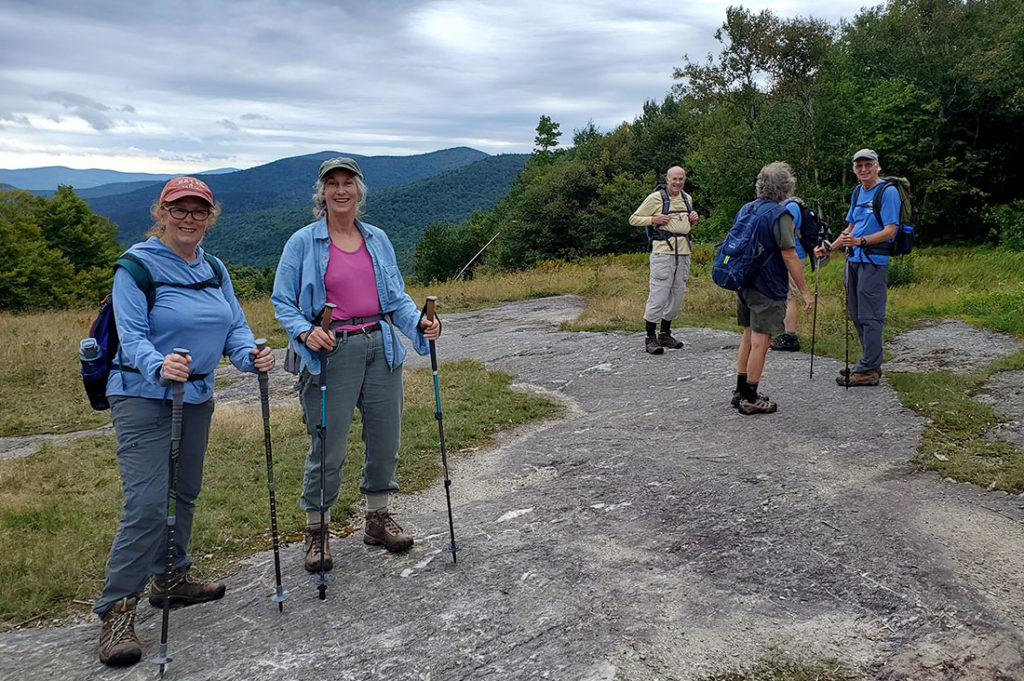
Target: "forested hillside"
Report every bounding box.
[87,147,490,249]
[414,0,1024,280]
[200,153,528,269]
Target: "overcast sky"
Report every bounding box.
[0,0,873,173]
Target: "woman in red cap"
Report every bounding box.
[93,176,275,667]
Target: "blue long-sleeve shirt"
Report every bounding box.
[272,218,429,375]
[106,237,257,404]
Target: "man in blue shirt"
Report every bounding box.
[816,149,900,386]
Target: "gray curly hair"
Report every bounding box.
[312,172,368,220]
[755,162,796,203]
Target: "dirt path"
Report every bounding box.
[2,296,1023,680]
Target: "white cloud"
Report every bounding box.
[0,0,874,172]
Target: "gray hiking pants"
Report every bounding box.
[644,253,691,324]
[298,328,403,521]
[845,261,889,373]
[94,395,215,617]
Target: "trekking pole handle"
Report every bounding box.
[171,347,189,439]
[320,303,336,333]
[255,338,270,418]
[424,295,437,322]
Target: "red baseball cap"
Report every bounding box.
[159,176,214,205]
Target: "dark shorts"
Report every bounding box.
[737,287,786,335]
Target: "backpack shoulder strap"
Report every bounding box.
[202,252,224,286]
[872,179,895,227]
[658,186,670,215]
[114,252,156,309]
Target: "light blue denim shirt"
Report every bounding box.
[272,218,429,375]
[107,237,258,404]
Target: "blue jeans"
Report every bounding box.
[94,396,214,617]
[845,261,889,373]
[299,329,404,517]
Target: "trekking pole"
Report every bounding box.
[255,339,287,612]
[809,239,831,380]
[422,296,461,563]
[843,266,850,391]
[314,303,335,600]
[152,348,188,678]
[809,257,821,380]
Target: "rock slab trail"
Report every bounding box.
[3,296,1023,681]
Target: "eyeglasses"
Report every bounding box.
[164,206,211,221]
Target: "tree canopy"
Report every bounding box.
[414,0,1024,279]
[0,187,121,309]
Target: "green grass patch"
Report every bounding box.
[0,360,559,626]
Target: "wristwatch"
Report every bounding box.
[860,237,868,248]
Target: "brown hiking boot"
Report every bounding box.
[645,336,664,355]
[364,508,414,552]
[148,566,225,609]
[658,332,684,349]
[99,596,142,667]
[304,525,333,572]
[836,369,881,387]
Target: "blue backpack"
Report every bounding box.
[80,251,224,410]
[712,199,788,291]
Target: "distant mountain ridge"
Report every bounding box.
[203,152,528,269]
[46,147,525,270]
[0,166,238,191]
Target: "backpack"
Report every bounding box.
[784,200,832,259]
[80,251,224,410]
[645,183,693,251]
[712,199,788,291]
[854,177,915,256]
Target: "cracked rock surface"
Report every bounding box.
[2,296,1024,680]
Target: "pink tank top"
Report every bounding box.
[325,241,381,331]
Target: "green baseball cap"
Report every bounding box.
[318,157,363,180]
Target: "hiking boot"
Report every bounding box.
[148,566,225,609]
[657,332,683,349]
[304,525,333,572]
[738,394,778,415]
[770,332,800,352]
[645,336,664,355]
[364,508,414,553]
[98,597,142,667]
[839,367,882,378]
[836,369,881,387]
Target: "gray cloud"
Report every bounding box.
[37,91,114,130]
[0,0,876,171]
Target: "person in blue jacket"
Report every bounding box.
[95,176,275,667]
[815,149,900,386]
[272,157,440,575]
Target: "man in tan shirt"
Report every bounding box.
[629,165,699,354]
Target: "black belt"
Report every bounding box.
[329,321,381,337]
